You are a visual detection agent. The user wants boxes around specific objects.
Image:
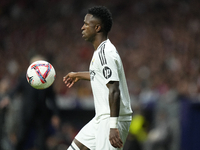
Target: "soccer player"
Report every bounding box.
[63,6,133,150]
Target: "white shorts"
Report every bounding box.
[75,117,131,150]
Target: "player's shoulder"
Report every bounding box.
[106,39,116,50]
[96,39,119,63]
[98,39,117,54]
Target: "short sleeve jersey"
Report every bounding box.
[89,39,133,122]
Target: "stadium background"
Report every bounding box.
[0,0,200,150]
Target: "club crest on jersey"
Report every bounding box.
[91,58,95,65]
[103,66,112,79]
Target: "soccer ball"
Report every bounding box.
[26,60,56,89]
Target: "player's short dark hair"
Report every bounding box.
[88,6,112,34]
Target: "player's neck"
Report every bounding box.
[93,35,107,50]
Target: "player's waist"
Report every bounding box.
[94,113,133,123]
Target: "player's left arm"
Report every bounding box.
[107,81,123,148]
[107,81,120,118]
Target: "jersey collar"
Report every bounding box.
[96,39,108,50]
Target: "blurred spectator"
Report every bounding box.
[0,55,60,150]
[144,110,172,150]
[124,104,148,150]
[0,77,10,150]
[45,122,78,150]
[0,0,200,98]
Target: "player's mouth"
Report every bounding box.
[82,33,85,38]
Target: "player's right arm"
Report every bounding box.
[63,72,90,88]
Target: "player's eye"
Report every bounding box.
[84,22,89,26]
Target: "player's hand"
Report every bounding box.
[109,128,123,148]
[63,72,79,88]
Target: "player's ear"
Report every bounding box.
[95,24,102,33]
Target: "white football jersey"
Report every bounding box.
[89,39,133,123]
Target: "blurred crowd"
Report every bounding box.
[1,0,200,149]
[1,0,200,97]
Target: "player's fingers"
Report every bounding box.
[117,139,123,148]
[110,137,123,148]
[68,82,75,88]
[66,81,72,87]
[117,137,123,145]
[65,80,74,87]
[64,78,71,84]
[63,74,71,81]
[110,141,115,148]
[110,141,121,148]
[63,77,68,82]
[115,139,123,148]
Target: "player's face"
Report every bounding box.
[81,14,99,42]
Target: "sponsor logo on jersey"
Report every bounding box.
[103,66,112,79]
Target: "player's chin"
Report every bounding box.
[82,36,89,41]
[82,34,86,38]
[82,34,89,39]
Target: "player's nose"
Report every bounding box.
[81,25,85,31]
